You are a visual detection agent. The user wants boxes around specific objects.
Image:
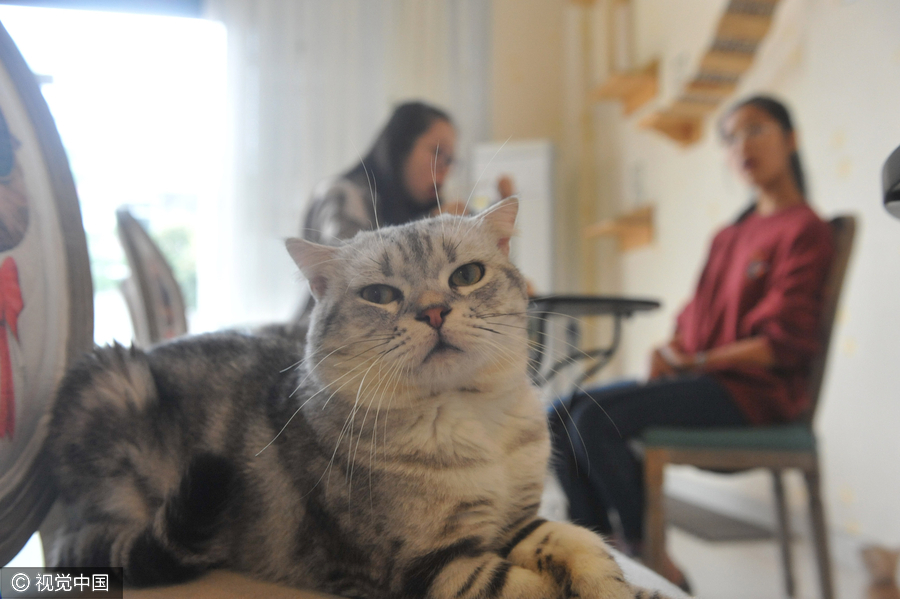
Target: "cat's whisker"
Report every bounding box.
[483,316,593,366]
[469,335,528,380]
[457,136,511,237]
[476,334,529,371]
[472,324,503,335]
[292,334,394,380]
[321,346,399,411]
[364,356,406,511]
[320,357,395,494]
[474,327,596,404]
[472,337,518,375]
[327,338,398,368]
[380,360,411,464]
[476,337,606,454]
[280,357,305,373]
[347,355,391,497]
[480,309,592,330]
[289,340,392,399]
[365,362,390,499]
[352,141,380,230]
[480,318,601,366]
[343,342,405,500]
[373,355,405,445]
[479,326,605,390]
[261,351,389,456]
[300,376,372,498]
[547,395,592,476]
[432,144,442,217]
[353,141,390,258]
[302,347,393,404]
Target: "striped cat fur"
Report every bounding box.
[49,200,673,598]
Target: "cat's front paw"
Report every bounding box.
[506,521,634,599]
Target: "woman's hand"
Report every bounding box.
[649,348,677,380]
[649,344,707,379]
[650,344,687,379]
[497,175,515,199]
[649,336,775,380]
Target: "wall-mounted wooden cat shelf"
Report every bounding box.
[591,0,659,116]
[593,60,659,116]
[584,205,654,251]
[641,0,780,146]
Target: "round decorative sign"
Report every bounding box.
[0,20,93,565]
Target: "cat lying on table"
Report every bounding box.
[49,200,675,599]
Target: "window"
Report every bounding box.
[0,4,226,345]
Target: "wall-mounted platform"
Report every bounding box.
[593,60,659,116]
[642,0,781,146]
[584,205,654,251]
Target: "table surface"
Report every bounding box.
[123,554,690,599]
[528,294,661,318]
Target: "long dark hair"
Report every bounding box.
[345,101,453,227]
[721,95,807,222]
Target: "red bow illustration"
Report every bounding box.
[0,256,22,439]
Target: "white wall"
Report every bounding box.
[599,0,900,548]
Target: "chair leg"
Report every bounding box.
[804,466,835,599]
[771,469,795,597]
[643,448,667,575]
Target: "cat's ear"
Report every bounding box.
[285,237,337,300]
[479,197,519,257]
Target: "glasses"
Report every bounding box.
[721,121,780,147]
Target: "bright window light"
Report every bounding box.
[0,5,226,345]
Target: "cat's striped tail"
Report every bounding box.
[52,453,237,586]
[48,343,237,586]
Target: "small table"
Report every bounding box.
[527,295,661,386]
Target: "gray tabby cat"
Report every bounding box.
[49,200,670,599]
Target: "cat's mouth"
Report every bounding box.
[423,338,462,362]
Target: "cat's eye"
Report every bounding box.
[449,263,485,287]
[360,284,401,305]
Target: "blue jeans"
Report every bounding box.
[548,374,747,543]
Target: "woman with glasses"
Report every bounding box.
[549,96,835,591]
[288,101,470,325]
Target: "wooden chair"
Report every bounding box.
[641,215,856,599]
[116,207,188,346]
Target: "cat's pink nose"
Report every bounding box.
[416,306,451,329]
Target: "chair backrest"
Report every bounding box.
[803,215,856,423]
[116,208,188,346]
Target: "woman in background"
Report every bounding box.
[302,100,462,246]
[295,100,516,322]
[549,96,834,590]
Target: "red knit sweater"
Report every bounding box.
[675,204,834,424]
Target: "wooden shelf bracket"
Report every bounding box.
[584,205,655,251]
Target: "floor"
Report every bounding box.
[669,526,869,599]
